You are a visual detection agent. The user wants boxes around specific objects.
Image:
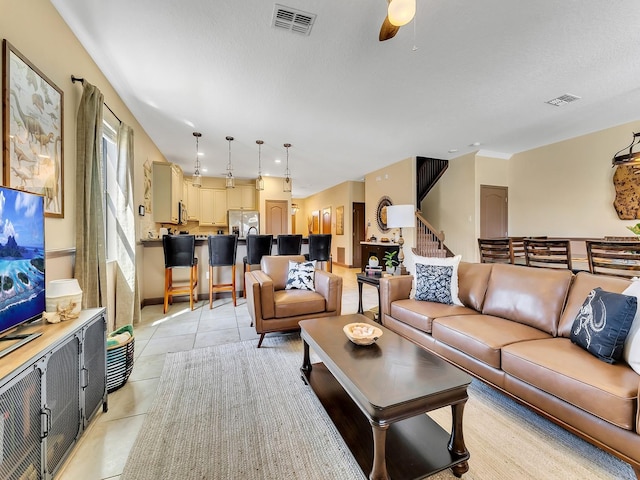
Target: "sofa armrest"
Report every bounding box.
[379,275,413,316]
[315,270,343,313]
[247,270,276,320]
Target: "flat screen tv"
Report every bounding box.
[0,186,45,357]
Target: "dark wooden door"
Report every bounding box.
[480,185,508,238]
[352,202,365,268]
[322,208,331,234]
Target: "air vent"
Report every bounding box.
[545,94,581,106]
[272,4,316,36]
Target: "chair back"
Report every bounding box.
[523,239,572,270]
[163,235,197,268]
[277,234,303,255]
[261,255,306,290]
[246,234,273,265]
[208,235,238,267]
[477,238,513,264]
[509,237,525,263]
[308,234,332,262]
[586,240,640,278]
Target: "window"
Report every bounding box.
[102,110,119,261]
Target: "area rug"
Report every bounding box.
[121,336,635,480]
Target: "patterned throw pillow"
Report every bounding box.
[414,263,454,304]
[285,260,316,291]
[412,254,463,305]
[570,287,637,364]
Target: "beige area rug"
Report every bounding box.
[121,335,635,480]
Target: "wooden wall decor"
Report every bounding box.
[613,164,640,219]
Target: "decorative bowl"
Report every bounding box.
[343,322,383,346]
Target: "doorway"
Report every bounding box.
[265,200,288,235]
[352,202,365,268]
[322,207,331,234]
[480,185,508,238]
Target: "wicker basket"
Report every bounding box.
[106,335,135,393]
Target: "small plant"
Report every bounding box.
[383,250,398,268]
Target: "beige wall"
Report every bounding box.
[1,1,168,300]
[301,180,365,266]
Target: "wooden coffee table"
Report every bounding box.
[300,314,472,480]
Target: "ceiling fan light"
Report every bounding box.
[388,0,415,27]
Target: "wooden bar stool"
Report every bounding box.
[162,235,198,313]
[208,235,238,308]
[307,234,332,272]
[242,234,273,297]
[276,234,303,255]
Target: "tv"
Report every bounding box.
[0,186,45,358]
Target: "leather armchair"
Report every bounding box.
[245,255,342,347]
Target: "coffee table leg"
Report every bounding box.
[448,398,469,477]
[369,422,390,480]
[300,339,311,384]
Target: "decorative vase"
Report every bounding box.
[369,256,379,268]
[386,266,395,275]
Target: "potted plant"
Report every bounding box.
[383,251,398,274]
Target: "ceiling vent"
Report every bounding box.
[545,94,581,106]
[272,4,316,36]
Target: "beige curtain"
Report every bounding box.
[75,81,107,309]
[114,123,141,326]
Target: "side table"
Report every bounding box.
[356,273,382,323]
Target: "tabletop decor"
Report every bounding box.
[3,40,64,217]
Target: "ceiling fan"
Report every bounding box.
[379,0,416,41]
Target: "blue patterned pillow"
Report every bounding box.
[285,261,316,291]
[570,287,637,364]
[414,263,454,304]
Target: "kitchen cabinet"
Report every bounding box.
[0,309,107,480]
[227,185,255,210]
[199,188,227,226]
[184,179,200,221]
[152,162,183,224]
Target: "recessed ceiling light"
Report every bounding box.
[197,152,204,156]
[275,159,282,164]
[470,142,481,147]
[201,168,208,172]
[448,149,458,153]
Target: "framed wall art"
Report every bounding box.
[336,205,344,235]
[3,40,64,217]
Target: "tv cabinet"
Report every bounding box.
[0,308,107,480]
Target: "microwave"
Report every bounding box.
[178,202,188,225]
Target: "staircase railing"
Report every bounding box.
[414,211,454,258]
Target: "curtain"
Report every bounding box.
[113,123,141,326]
[75,82,107,309]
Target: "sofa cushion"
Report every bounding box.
[557,271,630,338]
[413,254,462,305]
[502,337,640,430]
[285,260,316,291]
[261,255,306,290]
[273,290,325,318]
[569,287,636,364]
[457,262,492,312]
[482,263,573,336]
[390,299,477,334]
[432,315,551,369]
[622,280,640,374]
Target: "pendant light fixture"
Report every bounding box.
[283,143,292,193]
[255,140,265,191]
[192,132,202,188]
[388,0,416,27]
[225,136,235,189]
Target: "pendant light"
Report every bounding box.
[255,140,265,191]
[192,132,202,188]
[225,136,235,189]
[283,143,292,193]
[388,0,416,27]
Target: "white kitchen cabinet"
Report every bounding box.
[185,179,200,221]
[227,185,255,210]
[152,162,183,224]
[199,188,227,226]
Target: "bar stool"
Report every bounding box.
[276,234,303,255]
[208,235,238,308]
[307,234,332,272]
[243,234,273,297]
[162,235,198,313]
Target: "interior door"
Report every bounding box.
[265,200,288,235]
[352,202,365,268]
[480,185,508,238]
[322,207,331,234]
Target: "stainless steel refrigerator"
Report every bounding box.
[228,210,259,238]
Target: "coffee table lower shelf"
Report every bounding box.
[302,362,469,480]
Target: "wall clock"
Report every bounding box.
[376,196,393,233]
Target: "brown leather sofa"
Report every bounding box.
[245,255,343,347]
[379,262,640,477]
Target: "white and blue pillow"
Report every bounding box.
[285,260,317,291]
[413,254,462,306]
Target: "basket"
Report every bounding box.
[106,335,135,393]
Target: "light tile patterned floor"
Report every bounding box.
[57,265,377,480]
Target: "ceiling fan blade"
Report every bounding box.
[379,16,400,41]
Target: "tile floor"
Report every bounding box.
[56,265,379,480]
